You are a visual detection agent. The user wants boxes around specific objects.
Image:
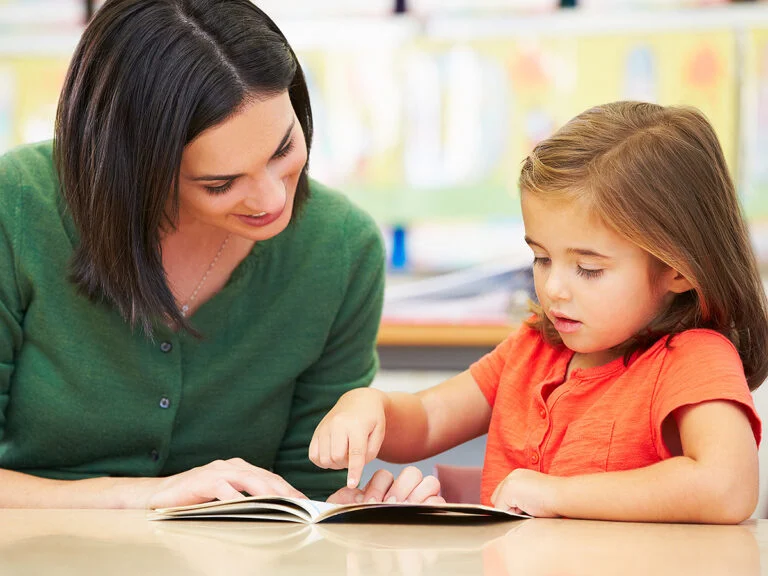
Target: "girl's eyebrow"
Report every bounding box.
[524,236,610,259]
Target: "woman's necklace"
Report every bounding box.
[180,232,232,317]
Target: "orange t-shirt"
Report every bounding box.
[470,323,762,506]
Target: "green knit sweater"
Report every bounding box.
[0,142,384,500]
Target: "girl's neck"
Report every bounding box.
[566,349,623,379]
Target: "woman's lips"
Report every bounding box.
[236,206,284,228]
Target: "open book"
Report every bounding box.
[149,496,529,524]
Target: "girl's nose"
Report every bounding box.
[544,269,571,302]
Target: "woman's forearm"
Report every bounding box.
[0,468,158,509]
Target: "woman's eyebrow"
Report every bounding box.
[188,119,295,182]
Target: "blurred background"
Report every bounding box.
[2,0,768,509]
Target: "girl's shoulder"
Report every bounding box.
[642,328,745,383]
[653,328,740,362]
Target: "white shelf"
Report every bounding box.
[426,3,768,39]
[0,33,81,56]
[0,1,84,26]
[280,16,420,50]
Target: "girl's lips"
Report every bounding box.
[236,207,284,228]
[552,315,582,334]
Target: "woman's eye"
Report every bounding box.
[273,139,295,160]
[532,257,550,267]
[576,266,603,279]
[205,181,233,195]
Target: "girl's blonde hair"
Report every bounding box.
[519,101,768,390]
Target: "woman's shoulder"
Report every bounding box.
[303,179,380,239]
[0,141,59,211]
[0,140,56,187]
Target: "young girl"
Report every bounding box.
[310,101,768,523]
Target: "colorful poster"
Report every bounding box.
[0,57,69,155]
[742,28,768,221]
[299,28,738,224]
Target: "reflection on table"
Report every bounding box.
[0,509,760,576]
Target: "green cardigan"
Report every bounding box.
[0,142,385,500]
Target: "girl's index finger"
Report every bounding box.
[346,433,367,489]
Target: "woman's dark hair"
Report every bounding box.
[54,0,313,335]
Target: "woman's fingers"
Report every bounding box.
[224,457,306,499]
[211,478,246,502]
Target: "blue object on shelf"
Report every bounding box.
[391,225,407,271]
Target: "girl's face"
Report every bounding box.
[521,191,684,369]
[175,91,307,241]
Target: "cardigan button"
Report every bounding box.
[159,397,171,409]
[160,342,173,353]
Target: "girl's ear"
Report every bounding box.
[665,269,694,294]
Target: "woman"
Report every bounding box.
[0,0,436,508]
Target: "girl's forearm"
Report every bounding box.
[377,391,432,463]
[553,457,757,524]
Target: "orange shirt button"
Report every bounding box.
[531,453,539,464]
[539,408,546,418]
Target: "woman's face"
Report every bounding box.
[176,91,307,241]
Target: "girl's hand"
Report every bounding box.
[490,469,561,517]
[144,458,306,509]
[327,466,444,505]
[309,388,387,489]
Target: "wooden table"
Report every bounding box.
[0,509,763,575]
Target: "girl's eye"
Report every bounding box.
[576,266,603,279]
[205,181,234,195]
[274,138,295,160]
[532,257,550,267]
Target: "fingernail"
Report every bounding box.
[347,477,356,488]
[386,496,396,503]
[367,497,378,503]
[354,494,364,503]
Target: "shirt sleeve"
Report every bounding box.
[651,330,762,457]
[0,153,27,442]
[469,321,531,407]
[273,204,385,500]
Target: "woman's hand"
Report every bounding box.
[143,458,305,509]
[309,388,388,489]
[327,466,444,505]
[490,468,561,517]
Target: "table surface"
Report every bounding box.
[0,509,765,575]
